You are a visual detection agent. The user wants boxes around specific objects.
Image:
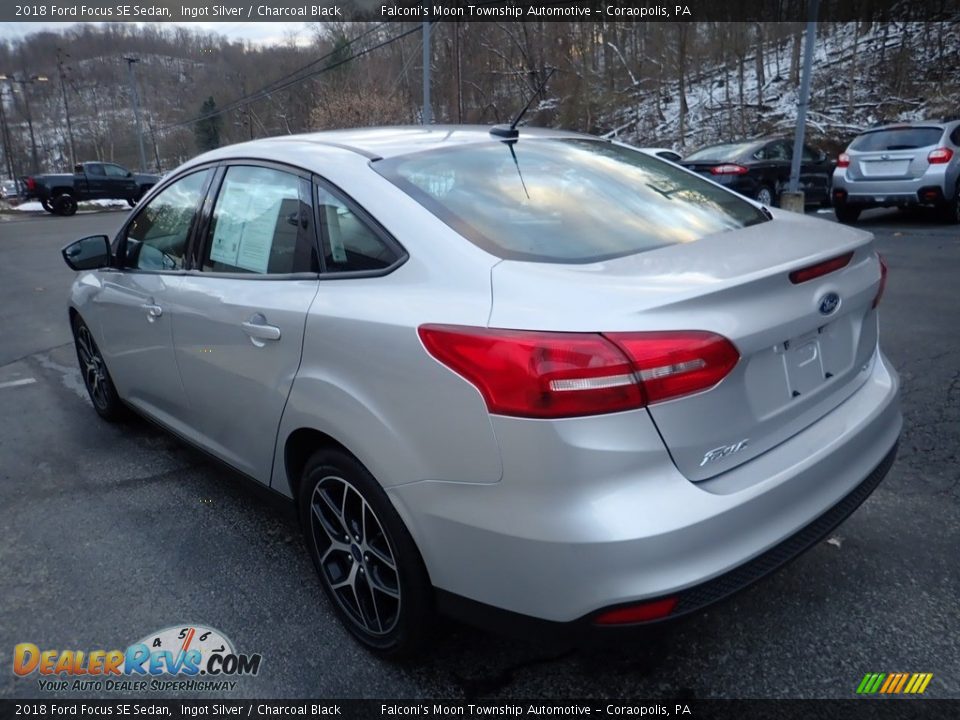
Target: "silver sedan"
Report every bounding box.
[61,126,901,657]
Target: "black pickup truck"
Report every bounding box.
[23,162,161,216]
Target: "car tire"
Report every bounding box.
[71,315,126,421]
[41,198,55,213]
[835,206,861,224]
[939,183,960,225]
[754,185,776,207]
[299,448,432,658]
[53,192,78,216]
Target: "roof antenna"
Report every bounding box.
[490,68,556,141]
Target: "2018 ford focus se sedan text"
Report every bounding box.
[61,126,901,657]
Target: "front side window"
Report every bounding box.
[316,186,399,273]
[202,166,317,275]
[375,139,769,263]
[123,169,211,271]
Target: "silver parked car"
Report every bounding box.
[62,126,900,656]
[832,120,960,224]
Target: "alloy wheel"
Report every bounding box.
[756,187,774,206]
[76,323,110,410]
[309,475,401,636]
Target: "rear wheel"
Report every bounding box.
[53,192,78,216]
[939,184,960,225]
[71,315,125,421]
[299,449,432,658]
[41,198,55,213]
[835,206,861,224]
[754,185,775,207]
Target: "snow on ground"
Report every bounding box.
[9,198,129,212]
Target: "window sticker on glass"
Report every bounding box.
[207,167,301,274]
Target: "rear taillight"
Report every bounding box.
[604,331,740,405]
[710,164,748,175]
[837,153,850,168]
[789,252,854,284]
[873,253,888,308]
[927,147,954,164]
[418,326,739,418]
[25,177,36,191]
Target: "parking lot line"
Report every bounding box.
[0,377,37,389]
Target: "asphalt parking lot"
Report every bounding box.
[0,206,957,700]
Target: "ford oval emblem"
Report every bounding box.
[819,292,841,315]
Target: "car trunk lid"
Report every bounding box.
[488,211,883,482]
[846,126,945,181]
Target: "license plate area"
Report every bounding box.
[861,159,910,177]
[780,329,828,397]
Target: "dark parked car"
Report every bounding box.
[681,138,834,207]
[22,161,160,216]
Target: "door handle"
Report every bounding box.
[141,303,163,320]
[241,319,281,342]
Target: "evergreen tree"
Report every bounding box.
[194,96,222,152]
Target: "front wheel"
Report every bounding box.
[835,206,861,224]
[299,449,432,658]
[71,315,125,421]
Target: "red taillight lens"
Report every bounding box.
[594,597,679,625]
[837,153,850,168]
[710,164,748,175]
[25,177,36,191]
[418,326,643,419]
[418,326,739,418]
[604,331,740,405]
[788,252,854,284]
[928,147,954,164]
[873,253,888,308]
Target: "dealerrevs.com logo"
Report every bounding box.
[13,625,262,693]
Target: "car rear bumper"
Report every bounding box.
[832,168,953,206]
[388,349,901,625]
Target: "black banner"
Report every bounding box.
[3,0,960,23]
[0,700,959,720]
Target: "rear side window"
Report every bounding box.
[850,127,944,151]
[202,166,317,275]
[316,186,400,273]
[375,138,769,264]
[951,125,960,145]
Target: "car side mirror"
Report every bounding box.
[62,235,111,271]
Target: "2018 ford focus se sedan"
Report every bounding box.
[62,126,900,657]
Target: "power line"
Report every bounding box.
[158,23,423,134]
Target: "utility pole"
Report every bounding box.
[0,74,48,174]
[0,86,16,179]
[57,48,77,167]
[124,57,147,172]
[788,0,819,194]
[421,21,431,124]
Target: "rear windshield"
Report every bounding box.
[684,143,758,162]
[374,139,768,263]
[850,127,944,151]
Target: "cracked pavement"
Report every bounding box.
[0,208,957,699]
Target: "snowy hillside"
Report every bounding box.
[602,22,960,154]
